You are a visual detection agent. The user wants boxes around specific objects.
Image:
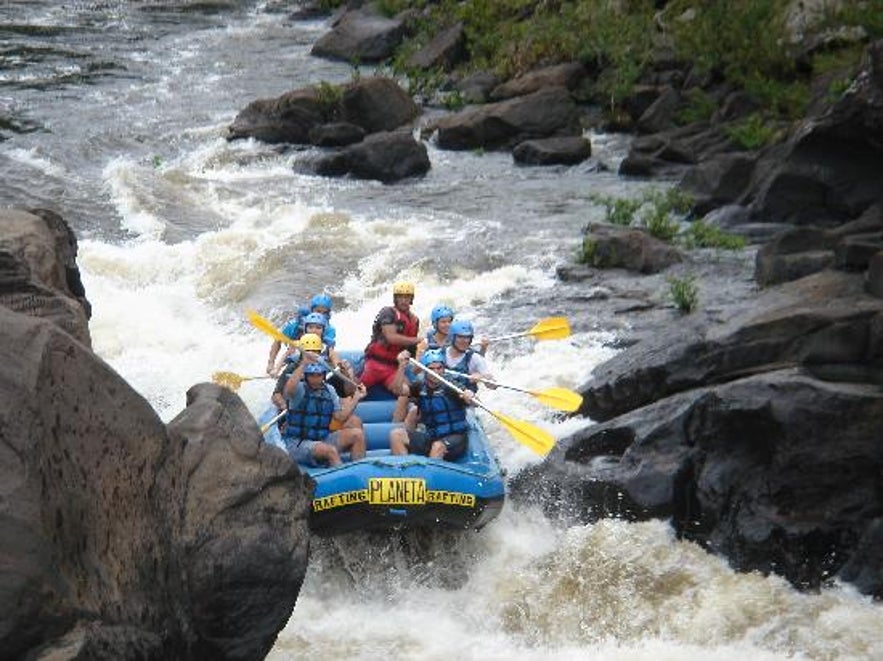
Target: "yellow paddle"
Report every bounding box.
[409,358,555,457]
[486,316,570,342]
[443,370,582,413]
[247,309,301,346]
[212,371,273,391]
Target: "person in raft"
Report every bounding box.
[388,349,473,461]
[266,293,337,376]
[443,319,494,392]
[360,281,420,395]
[281,353,367,467]
[424,304,490,356]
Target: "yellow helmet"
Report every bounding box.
[393,281,415,296]
[299,333,323,352]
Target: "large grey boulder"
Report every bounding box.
[428,87,581,151]
[0,208,91,345]
[228,77,419,146]
[0,212,312,659]
[311,130,430,183]
[311,7,406,62]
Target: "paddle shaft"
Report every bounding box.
[408,358,487,411]
[444,370,525,393]
[260,409,287,434]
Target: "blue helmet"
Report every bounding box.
[430,304,455,328]
[302,312,327,330]
[311,293,333,313]
[303,362,328,375]
[296,303,311,318]
[420,349,445,367]
[450,319,474,338]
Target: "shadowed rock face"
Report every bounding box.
[0,210,312,659]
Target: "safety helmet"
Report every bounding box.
[299,333,322,352]
[431,304,455,328]
[420,349,445,367]
[450,319,474,338]
[303,362,328,375]
[302,312,327,330]
[392,281,415,297]
[310,293,333,313]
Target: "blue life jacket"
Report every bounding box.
[418,386,468,439]
[447,348,478,393]
[425,329,447,350]
[284,384,335,442]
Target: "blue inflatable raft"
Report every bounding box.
[260,355,506,536]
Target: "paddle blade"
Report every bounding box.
[247,309,298,346]
[213,371,244,391]
[532,386,583,413]
[488,410,555,457]
[529,316,570,341]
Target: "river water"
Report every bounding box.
[2,3,881,659]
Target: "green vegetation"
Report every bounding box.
[676,88,717,125]
[668,274,699,314]
[587,188,744,250]
[370,0,878,128]
[726,113,781,150]
[685,220,747,250]
[589,193,643,226]
[314,81,343,120]
[589,187,694,241]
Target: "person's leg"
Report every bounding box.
[359,359,394,389]
[437,433,468,461]
[389,427,408,455]
[312,441,342,466]
[331,428,366,461]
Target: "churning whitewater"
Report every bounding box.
[2,3,882,659]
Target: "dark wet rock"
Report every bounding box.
[679,153,757,216]
[747,40,883,226]
[228,87,323,144]
[311,130,430,183]
[169,384,311,658]
[581,223,684,274]
[311,6,406,62]
[578,269,883,422]
[339,76,420,134]
[427,87,581,151]
[489,62,588,101]
[754,227,837,285]
[512,136,591,166]
[700,204,790,244]
[0,208,91,346]
[839,518,883,597]
[513,369,883,593]
[406,22,466,71]
[0,212,312,658]
[835,232,883,271]
[228,77,418,146]
[454,70,501,105]
[309,121,366,147]
[620,122,737,178]
[868,251,883,298]
[636,85,681,134]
